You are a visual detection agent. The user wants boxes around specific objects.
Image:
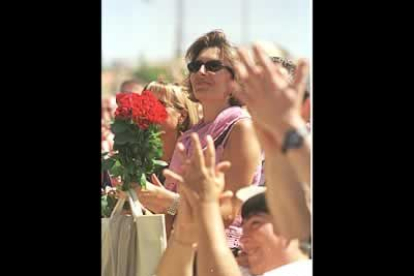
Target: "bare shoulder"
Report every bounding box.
[224,118,260,153]
[227,118,256,142]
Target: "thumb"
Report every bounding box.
[292,59,309,104]
[219,190,234,200]
[163,169,184,184]
[216,161,231,175]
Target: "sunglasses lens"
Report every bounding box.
[205,61,223,72]
[187,61,201,72]
[187,60,229,74]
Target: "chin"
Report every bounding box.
[194,86,210,92]
[249,251,274,275]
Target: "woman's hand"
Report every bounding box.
[134,174,177,214]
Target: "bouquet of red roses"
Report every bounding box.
[102,90,168,191]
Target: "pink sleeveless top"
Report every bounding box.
[165,106,263,248]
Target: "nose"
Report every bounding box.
[240,234,250,247]
[197,64,207,75]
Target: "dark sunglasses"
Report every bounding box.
[187,60,235,78]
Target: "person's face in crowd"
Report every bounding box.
[152,90,187,136]
[240,212,286,275]
[121,84,143,94]
[102,99,113,121]
[102,110,111,122]
[189,47,235,105]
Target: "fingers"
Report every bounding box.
[235,48,260,104]
[176,142,187,164]
[163,169,184,184]
[204,135,216,168]
[151,174,165,189]
[291,59,309,105]
[238,47,261,79]
[252,43,286,90]
[190,133,205,168]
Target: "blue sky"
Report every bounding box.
[102,0,311,65]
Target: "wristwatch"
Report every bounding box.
[166,194,180,216]
[281,125,310,154]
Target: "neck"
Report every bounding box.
[285,240,309,262]
[260,244,309,274]
[283,249,308,265]
[201,101,231,123]
[161,131,179,162]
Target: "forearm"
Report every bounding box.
[271,115,311,186]
[197,201,242,276]
[284,137,311,186]
[156,232,196,276]
[165,214,176,240]
[264,153,311,241]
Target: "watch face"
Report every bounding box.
[290,132,302,146]
[282,127,308,153]
[283,129,305,153]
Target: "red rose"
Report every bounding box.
[114,90,167,129]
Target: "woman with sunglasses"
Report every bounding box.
[135,30,262,249]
